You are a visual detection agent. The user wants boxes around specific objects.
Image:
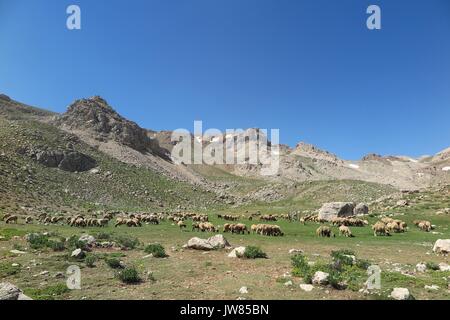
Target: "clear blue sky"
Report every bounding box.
[1,0,449,159]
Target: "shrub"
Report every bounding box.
[49,240,66,252]
[114,235,139,250]
[331,249,355,267]
[106,257,123,269]
[25,283,69,300]
[85,254,97,268]
[66,235,89,250]
[27,233,50,249]
[355,259,371,270]
[426,262,440,271]
[117,266,141,284]
[144,243,167,258]
[244,246,267,259]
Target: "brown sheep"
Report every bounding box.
[316,226,334,238]
[372,221,390,236]
[339,225,354,237]
[5,215,18,224]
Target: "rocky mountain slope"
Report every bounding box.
[0,93,448,216]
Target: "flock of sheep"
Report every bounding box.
[0,207,436,241]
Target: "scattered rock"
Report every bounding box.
[284,280,293,287]
[239,286,248,294]
[354,203,369,215]
[228,246,246,258]
[433,239,450,255]
[10,250,26,255]
[318,202,355,221]
[0,282,32,300]
[79,235,96,246]
[438,263,450,271]
[71,248,85,259]
[299,284,314,292]
[288,249,303,254]
[312,271,329,285]
[184,234,230,251]
[390,287,411,300]
[396,200,409,207]
[424,285,439,291]
[415,263,427,273]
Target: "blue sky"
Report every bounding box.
[1,0,449,160]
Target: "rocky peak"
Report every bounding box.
[293,142,340,163]
[55,96,168,157]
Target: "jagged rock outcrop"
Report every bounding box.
[24,147,96,172]
[55,96,168,157]
[318,202,356,221]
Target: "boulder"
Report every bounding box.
[239,286,248,294]
[312,271,329,285]
[0,282,31,300]
[415,263,427,273]
[354,203,369,215]
[79,235,96,246]
[390,287,411,300]
[433,239,450,255]
[32,149,96,172]
[71,248,85,259]
[299,284,314,292]
[0,282,22,300]
[438,263,450,271]
[228,246,246,258]
[318,202,355,221]
[185,234,230,251]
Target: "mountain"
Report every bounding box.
[0,93,448,218]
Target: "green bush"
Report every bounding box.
[25,283,69,300]
[244,246,267,259]
[49,240,66,252]
[331,249,355,267]
[426,262,440,271]
[85,254,97,268]
[117,266,141,284]
[27,233,50,249]
[144,243,167,258]
[106,257,123,269]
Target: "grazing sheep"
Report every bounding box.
[339,225,354,237]
[316,226,334,238]
[414,220,432,232]
[1,213,12,221]
[177,220,187,230]
[372,221,390,236]
[5,215,18,224]
[25,216,33,224]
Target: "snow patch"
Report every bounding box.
[348,164,360,169]
[442,166,450,172]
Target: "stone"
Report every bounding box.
[10,250,26,255]
[312,271,329,285]
[0,282,21,300]
[390,288,410,300]
[71,248,85,259]
[79,234,96,246]
[318,202,355,221]
[284,280,293,287]
[433,239,450,254]
[299,284,314,292]
[415,263,427,273]
[354,203,369,215]
[239,286,248,294]
[288,249,303,254]
[424,285,439,291]
[438,263,450,271]
[228,247,246,258]
[185,234,230,251]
